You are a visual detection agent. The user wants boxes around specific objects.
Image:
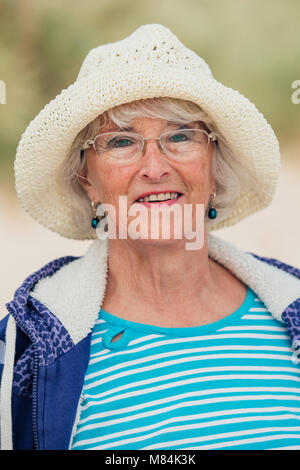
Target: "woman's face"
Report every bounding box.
[81,117,216,246]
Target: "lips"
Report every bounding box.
[138,195,184,208]
[134,191,183,203]
[132,193,184,210]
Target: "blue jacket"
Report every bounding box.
[1,233,300,450]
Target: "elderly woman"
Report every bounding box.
[1,24,300,451]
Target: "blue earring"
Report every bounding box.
[91,201,100,229]
[208,192,217,220]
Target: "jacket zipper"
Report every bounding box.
[6,305,40,450]
[31,343,40,450]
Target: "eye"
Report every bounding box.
[107,136,134,148]
[169,131,190,142]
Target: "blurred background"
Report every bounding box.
[0,0,300,317]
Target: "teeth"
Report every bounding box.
[149,192,170,201]
[137,192,181,203]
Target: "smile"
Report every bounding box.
[137,192,182,203]
[134,192,183,208]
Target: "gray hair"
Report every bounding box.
[58,97,255,230]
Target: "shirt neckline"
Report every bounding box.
[99,286,256,337]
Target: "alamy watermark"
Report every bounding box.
[94,196,206,251]
[0,80,6,104]
[291,80,300,104]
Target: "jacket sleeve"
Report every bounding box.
[0,314,9,385]
[0,314,35,450]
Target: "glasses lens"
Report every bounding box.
[94,132,142,161]
[161,129,209,159]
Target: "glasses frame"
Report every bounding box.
[82,128,218,162]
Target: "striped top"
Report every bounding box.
[71,286,300,450]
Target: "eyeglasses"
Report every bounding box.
[82,128,217,163]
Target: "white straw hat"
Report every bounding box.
[14,23,280,240]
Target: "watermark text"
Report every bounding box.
[291,80,300,104]
[94,196,206,251]
[0,80,6,104]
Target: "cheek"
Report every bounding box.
[185,159,212,193]
[92,162,133,202]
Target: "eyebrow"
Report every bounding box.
[104,121,195,133]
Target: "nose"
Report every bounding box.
[138,139,172,181]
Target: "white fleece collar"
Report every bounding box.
[31,233,300,345]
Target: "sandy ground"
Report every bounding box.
[1,158,300,320]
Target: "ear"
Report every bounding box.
[209,148,217,193]
[209,172,216,195]
[77,162,99,203]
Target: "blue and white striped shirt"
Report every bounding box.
[71,286,300,450]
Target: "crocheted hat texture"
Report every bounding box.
[14,24,281,239]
